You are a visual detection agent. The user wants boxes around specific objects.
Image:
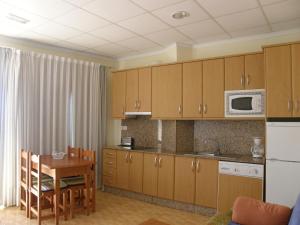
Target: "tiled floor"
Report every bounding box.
[0,191,209,225]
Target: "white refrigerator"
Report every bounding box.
[266,122,300,207]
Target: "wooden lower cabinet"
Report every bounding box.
[116,150,129,189]
[102,149,117,187]
[143,153,158,196]
[195,159,218,208]
[128,152,143,193]
[157,155,175,200]
[174,156,196,204]
[217,174,263,213]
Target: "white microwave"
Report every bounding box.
[225,89,265,117]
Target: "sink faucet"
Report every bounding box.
[203,138,221,155]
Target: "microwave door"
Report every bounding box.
[231,97,253,111]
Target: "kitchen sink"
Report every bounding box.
[184,152,238,160]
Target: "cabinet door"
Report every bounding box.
[265,46,292,117]
[143,153,158,196]
[129,152,144,193]
[203,59,224,118]
[292,44,300,117]
[152,64,182,118]
[195,159,218,208]
[157,155,175,200]
[112,72,126,118]
[138,68,152,112]
[218,174,263,213]
[116,151,129,189]
[245,53,264,89]
[126,69,139,112]
[225,56,245,90]
[182,62,203,118]
[174,156,195,204]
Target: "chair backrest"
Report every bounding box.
[20,149,29,187]
[68,146,81,158]
[29,153,42,194]
[81,149,96,184]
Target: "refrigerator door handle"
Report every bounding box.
[268,158,300,163]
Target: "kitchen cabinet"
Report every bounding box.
[292,44,300,117]
[203,59,224,118]
[265,45,292,117]
[128,152,143,193]
[143,153,175,200]
[174,156,195,204]
[195,159,218,208]
[225,54,264,90]
[218,174,263,212]
[152,64,182,119]
[102,149,117,187]
[116,150,143,192]
[112,71,126,118]
[126,68,151,113]
[183,61,203,118]
[245,53,264,89]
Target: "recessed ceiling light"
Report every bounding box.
[6,13,30,24]
[172,11,190,19]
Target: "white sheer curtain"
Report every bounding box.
[0,49,107,207]
[0,48,21,207]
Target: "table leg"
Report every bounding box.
[84,174,90,216]
[54,177,60,225]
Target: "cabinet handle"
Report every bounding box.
[198,104,202,114]
[203,104,207,114]
[154,156,158,167]
[137,100,141,109]
[295,100,299,112]
[191,160,195,172]
[122,106,125,115]
[196,160,200,172]
[240,75,244,87]
[134,101,137,109]
[178,105,182,114]
[158,157,162,168]
[246,75,250,86]
[129,154,133,163]
[288,100,293,112]
[125,152,129,163]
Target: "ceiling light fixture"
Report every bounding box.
[172,11,190,19]
[6,13,30,24]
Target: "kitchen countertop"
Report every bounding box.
[104,146,265,165]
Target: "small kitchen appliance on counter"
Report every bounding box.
[119,136,134,147]
[251,137,264,158]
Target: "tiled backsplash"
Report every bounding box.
[121,117,265,155]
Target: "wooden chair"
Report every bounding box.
[28,153,68,225]
[67,146,81,158]
[64,149,96,218]
[20,149,29,217]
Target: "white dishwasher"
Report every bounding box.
[217,161,264,213]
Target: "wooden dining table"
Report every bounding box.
[39,155,93,225]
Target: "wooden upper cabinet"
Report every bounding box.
[157,155,174,200]
[195,159,218,208]
[128,152,143,193]
[143,153,158,196]
[174,156,195,204]
[112,71,126,118]
[138,68,152,112]
[245,53,264,89]
[265,45,292,117]
[203,59,224,118]
[116,150,129,190]
[126,69,139,112]
[225,56,245,90]
[183,61,203,118]
[292,44,300,117]
[152,64,182,118]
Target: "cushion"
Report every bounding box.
[288,194,300,225]
[62,176,84,186]
[33,180,68,192]
[206,210,232,225]
[232,197,292,225]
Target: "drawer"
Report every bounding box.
[103,166,116,177]
[103,157,116,168]
[103,149,116,159]
[103,175,116,186]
